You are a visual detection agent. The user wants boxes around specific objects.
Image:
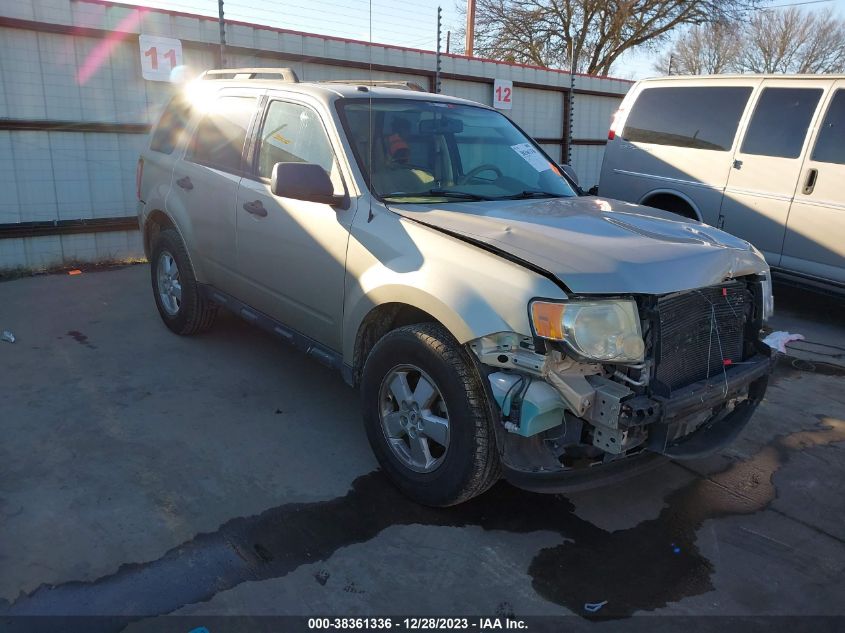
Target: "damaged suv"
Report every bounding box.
[137,68,774,506]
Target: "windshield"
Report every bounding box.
[337,98,578,203]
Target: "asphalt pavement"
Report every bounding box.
[1,265,843,628]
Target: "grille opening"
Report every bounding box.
[653,283,752,394]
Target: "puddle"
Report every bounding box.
[2,419,843,623]
[533,416,845,618]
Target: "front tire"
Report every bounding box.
[150,228,217,335]
[361,323,500,506]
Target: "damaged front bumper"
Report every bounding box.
[472,335,773,493]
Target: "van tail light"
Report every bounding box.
[608,108,625,141]
[136,158,144,201]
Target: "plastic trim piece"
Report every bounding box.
[199,285,352,383]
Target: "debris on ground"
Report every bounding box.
[584,600,608,613]
[762,331,804,353]
[1,330,15,343]
[68,269,82,276]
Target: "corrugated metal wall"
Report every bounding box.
[0,0,630,270]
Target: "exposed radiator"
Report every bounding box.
[654,283,751,391]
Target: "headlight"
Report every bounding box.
[530,299,645,362]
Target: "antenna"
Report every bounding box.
[436,6,443,94]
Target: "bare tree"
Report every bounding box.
[738,8,845,73]
[652,21,741,75]
[653,7,845,76]
[468,0,755,76]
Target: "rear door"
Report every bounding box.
[168,90,262,290]
[780,80,845,284]
[720,79,828,265]
[234,96,354,352]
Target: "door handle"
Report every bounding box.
[802,168,818,195]
[176,176,193,191]
[242,200,268,217]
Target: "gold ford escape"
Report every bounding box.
[137,68,775,506]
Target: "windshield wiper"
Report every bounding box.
[500,190,569,200]
[383,189,493,201]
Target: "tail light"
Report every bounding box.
[608,108,625,141]
[136,158,144,200]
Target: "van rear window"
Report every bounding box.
[622,86,752,151]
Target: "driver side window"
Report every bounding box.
[257,100,343,192]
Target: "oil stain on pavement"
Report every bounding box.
[2,419,843,623]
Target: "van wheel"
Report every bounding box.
[150,228,217,335]
[361,323,501,506]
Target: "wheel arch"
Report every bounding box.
[351,302,441,387]
[639,189,702,221]
[143,209,175,258]
[143,209,202,280]
[347,286,517,387]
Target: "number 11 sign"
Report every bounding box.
[139,35,183,82]
[493,79,513,110]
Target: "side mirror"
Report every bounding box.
[270,162,347,207]
[559,163,579,186]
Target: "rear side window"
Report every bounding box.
[622,86,752,151]
[740,87,822,159]
[186,96,257,173]
[811,89,845,165]
[150,97,191,154]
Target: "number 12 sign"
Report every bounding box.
[139,35,183,82]
[493,79,513,110]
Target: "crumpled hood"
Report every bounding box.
[388,196,769,295]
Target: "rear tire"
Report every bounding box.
[150,228,217,335]
[361,323,501,506]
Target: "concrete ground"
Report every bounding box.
[767,283,845,369]
[0,266,844,627]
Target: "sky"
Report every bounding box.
[130,0,845,81]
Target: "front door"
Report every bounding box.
[234,98,355,352]
[719,80,827,265]
[780,80,845,284]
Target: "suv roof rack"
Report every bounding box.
[200,67,300,82]
[318,80,426,92]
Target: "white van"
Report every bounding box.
[598,75,845,293]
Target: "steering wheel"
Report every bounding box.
[459,164,503,183]
[389,161,432,173]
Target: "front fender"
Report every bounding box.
[342,212,566,364]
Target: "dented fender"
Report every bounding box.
[342,209,566,365]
